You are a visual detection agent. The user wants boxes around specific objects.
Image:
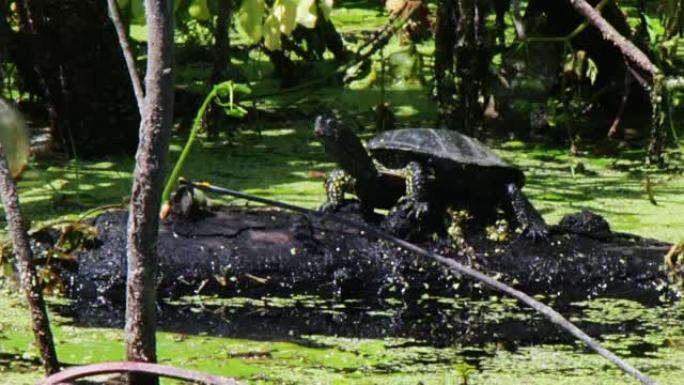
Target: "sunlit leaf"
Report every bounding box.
[319,0,334,20]
[232,83,253,95]
[274,0,298,35]
[641,12,657,46]
[263,14,282,51]
[0,99,30,179]
[586,57,598,85]
[295,0,317,29]
[238,0,265,43]
[189,0,211,21]
[224,106,248,118]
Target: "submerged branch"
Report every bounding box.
[38,361,243,385]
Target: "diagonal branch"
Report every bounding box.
[568,0,659,82]
[107,0,145,114]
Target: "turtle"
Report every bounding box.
[313,115,548,239]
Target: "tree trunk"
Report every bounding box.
[16,0,139,158]
[207,0,231,140]
[434,0,493,134]
[434,0,458,129]
[124,1,174,384]
[0,102,59,375]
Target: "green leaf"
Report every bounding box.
[273,0,298,35]
[214,81,235,99]
[130,0,145,24]
[189,0,211,21]
[263,14,282,51]
[238,0,265,43]
[586,57,598,85]
[641,12,657,46]
[232,83,253,95]
[224,107,248,118]
[295,0,317,29]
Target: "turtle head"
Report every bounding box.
[313,114,345,140]
[313,114,378,182]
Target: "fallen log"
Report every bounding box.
[67,204,672,306]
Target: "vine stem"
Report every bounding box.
[160,86,218,212]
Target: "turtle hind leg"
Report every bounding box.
[320,169,355,212]
[504,183,549,240]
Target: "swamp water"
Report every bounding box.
[1,290,684,384]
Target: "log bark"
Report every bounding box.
[0,110,59,374]
[124,1,174,384]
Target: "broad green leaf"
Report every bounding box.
[0,99,30,179]
[319,0,333,20]
[263,14,282,51]
[239,0,265,43]
[189,0,211,21]
[274,0,298,35]
[295,0,317,29]
[117,0,130,9]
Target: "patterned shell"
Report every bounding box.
[367,128,512,169]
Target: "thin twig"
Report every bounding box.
[183,179,659,385]
[107,0,145,114]
[512,0,525,39]
[37,361,243,385]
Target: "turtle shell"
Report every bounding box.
[367,128,525,186]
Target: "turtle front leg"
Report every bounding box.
[320,169,355,212]
[404,161,430,217]
[383,161,436,239]
[504,183,549,240]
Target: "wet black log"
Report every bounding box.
[68,206,672,307]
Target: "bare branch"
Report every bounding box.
[568,0,659,80]
[107,0,145,114]
[0,101,59,375]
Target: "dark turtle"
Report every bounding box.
[314,115,548,239]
